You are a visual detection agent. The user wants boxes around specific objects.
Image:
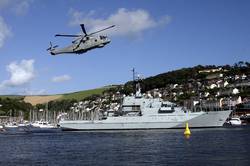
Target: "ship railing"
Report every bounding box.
[190,105,233,112]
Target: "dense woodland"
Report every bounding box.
[0,97,32,119]
[0,61,249,119]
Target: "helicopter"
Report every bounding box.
[47,24,115,55]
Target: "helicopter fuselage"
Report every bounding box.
[50,36,111,55]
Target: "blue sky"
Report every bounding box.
[0,0,249,95]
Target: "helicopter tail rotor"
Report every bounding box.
[46,42,52,51]
[47,42,58,51]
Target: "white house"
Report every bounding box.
[232,88,239,95]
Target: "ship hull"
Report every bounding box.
[59,110,232,131]
[176,110,232,128]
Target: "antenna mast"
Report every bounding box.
[132,68,135,82]
[132,68,136,94]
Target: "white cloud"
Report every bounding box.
[0,0,32,15]
[69,8,171,38]
[0,0,32,48]
[0,16,11,48]
[0,59,35,88]
[12,0,31,15]
[0,0,9,9]
[52,75,71,83]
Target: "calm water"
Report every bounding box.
[0,127,250,166]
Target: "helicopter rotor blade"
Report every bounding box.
[55,34,81,37]
[73,38,84,51]
[88,25,115,36]
[80,24,87,36]
[72,37,82,44]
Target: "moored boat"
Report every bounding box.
[0,124,4,132]
[229,117,242,126]
[31,120,56,128]
[29,120,59,133]
[4,122,19,132]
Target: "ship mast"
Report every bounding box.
[132,68,142,98]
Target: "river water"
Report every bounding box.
[0,126,250,166]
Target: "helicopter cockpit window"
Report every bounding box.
[100,36,107,40]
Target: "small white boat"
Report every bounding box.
[0,124,4,131]
[4,122,18,128]
[31,120,56,129]
[3,122,29,133]
[27,120,60,133]
[17,120,30,127]
[229,117,242,126]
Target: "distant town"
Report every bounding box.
[0,61,250,125]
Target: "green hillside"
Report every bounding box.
[0,95,24,100]
[60,87,108,101]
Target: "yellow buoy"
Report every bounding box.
[184,122,191,136]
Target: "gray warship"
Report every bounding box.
[59,72,232,130]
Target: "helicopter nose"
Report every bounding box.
[106,38,111,43]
